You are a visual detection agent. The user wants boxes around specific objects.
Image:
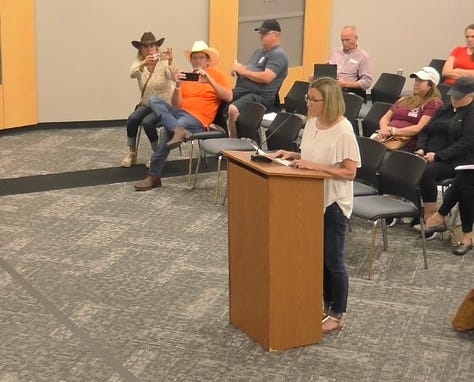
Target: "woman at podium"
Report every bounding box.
[269,77,361,332]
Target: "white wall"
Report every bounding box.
[329,0,474,93]
[35,0,208,122]
[34,0,474,123]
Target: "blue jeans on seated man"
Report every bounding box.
[323,202,349,316]
[148,96,205,177]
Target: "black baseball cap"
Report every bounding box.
[447,77,474,99]
[255,19,281,34]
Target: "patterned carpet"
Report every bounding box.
[0,126,472,381]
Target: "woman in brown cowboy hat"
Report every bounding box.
[122,32,176,168]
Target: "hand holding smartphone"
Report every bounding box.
[183,72,199,81]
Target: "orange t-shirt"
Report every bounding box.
[180,68,231,129]
[445,46,474,85]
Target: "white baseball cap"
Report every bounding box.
[409,66,440,86]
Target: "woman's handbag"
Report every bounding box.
[452,289,474,331]
[370,132,411,151]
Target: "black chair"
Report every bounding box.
[283,80,309,116]
[193,102,266,203]
[361,101,393,138]
[343,92,364,135]
[178,101,229,184]
[353,136,386,196]
[352,150,428,279]
[370,73,406,104]
[265,112,305,152]
[361,101,393,137]
[437,83,452,105]
[428,58,446,80]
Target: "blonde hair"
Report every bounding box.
[309,77,345,125]
[397,81,441,110]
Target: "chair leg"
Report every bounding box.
[419,219,428,269]
[214,155,222,204]
[136,125,142,154]
[187,140,194,185]
[368,220,378,280]
[381,218,388,250]
[192,153,202,190]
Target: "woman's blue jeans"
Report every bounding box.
[323,202,349,316]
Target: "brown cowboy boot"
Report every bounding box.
[134,175,162,191]
[166,126,191,149]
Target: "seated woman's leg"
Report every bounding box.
[141,111,161,152]
[122,106,150,167]
[456,171,474,251]
[420,161,455,219]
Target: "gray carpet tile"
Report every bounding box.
[0,126,473,381]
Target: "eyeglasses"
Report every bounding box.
[305,94,324,103]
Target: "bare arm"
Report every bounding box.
[197,68,233,102]
[233,63,277,84]
[442,56,474,80]
[293,157,358,180]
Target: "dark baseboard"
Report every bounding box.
[0,119,127,136]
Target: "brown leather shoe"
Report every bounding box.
[134,175,162,191]
[452,241,473,256]
[166,126,191,149]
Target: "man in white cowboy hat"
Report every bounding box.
[134,40,232,191]
[227,19,289,138]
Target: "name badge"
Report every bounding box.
[408,107,420,118]
[349,58,358,64]
[258,56,265,64]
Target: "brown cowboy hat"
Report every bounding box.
[131,32,165,49]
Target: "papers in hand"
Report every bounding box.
[254,147,292,167]
[455,164,474,171]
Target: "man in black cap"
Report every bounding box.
[227,19,289,138]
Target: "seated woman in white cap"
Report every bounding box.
[374,66,443,153]
[134,41,232,191]
[122,32,176,168]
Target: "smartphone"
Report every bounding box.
[183,72,199,81]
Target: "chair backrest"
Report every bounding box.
[437,83,452,105]
[265,112,305,151]
[377,150,427,208]
[343,92,364,135]
[361,101,393,137]
[236,101,266,144]
[370,73,406,104]
[355,136,386,188]
[283,80,309,115]
[428,58,446,79]
[211,101,229,134]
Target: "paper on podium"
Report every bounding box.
[255,148,292,166]
[455,164,474,171]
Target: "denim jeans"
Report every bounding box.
[323,202,349,316]
[148,96,205,177]
[126,106,160,146]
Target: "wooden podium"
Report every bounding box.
[223,151,330,351]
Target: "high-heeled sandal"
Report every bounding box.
[322,315,345,332]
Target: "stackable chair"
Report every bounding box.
[352,150,428,279]
[192,102,266,203]
[265,112,305,152]
[343,92,364,135]
[361,102,393,137]
[353,136,386,197]
[370,73,406,104]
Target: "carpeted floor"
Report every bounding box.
[0,126,472,382]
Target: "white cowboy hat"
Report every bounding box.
[183,41,220,67]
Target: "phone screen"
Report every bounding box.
[183,72,199,81]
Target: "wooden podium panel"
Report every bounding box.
[224,151,328,351]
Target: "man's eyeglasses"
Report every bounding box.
[305,94,324,103]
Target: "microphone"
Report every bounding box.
[250,111,297,162]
